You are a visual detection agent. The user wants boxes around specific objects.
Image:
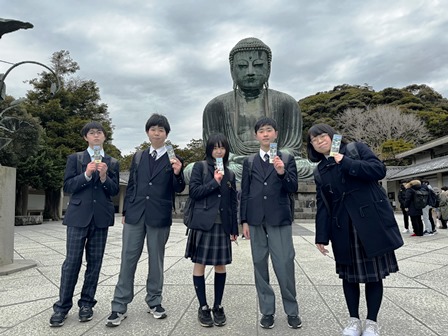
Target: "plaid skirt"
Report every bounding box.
[336,223,399,283]
[184,223,232,265]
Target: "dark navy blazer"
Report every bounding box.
[240,151,298,227]
[123,150,185,227]
[188,160,238,235]
[63,150,120,228]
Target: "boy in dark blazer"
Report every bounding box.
[107,114,185,327]
[240,117,301,330]
[50,121,120,327]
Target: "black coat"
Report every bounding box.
[314,142,403,265]
[404,185,423,216]
[188,160,238,235]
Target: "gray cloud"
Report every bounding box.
[2,0,447,154]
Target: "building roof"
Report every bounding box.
[395,135,448,159]
[387,156,448,181]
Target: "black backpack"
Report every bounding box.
[413,189,429,209]
[427,188,439,208]
[247,152,296,219]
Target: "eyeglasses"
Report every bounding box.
[310,133,328,144]
[87,130,104,136]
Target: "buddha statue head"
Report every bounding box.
[229,37,272,92]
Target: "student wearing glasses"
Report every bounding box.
[307,123,403,336]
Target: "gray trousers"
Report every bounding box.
[249,223,299,317]
[111,216,170,313]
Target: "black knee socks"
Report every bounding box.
[193,275,207,307]
[214,272,226,308]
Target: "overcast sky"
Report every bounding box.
[2,0,447,155]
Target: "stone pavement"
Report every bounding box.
[1,214,447,336]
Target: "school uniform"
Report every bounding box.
[314,142,402,282]
[111,147,185,313]
[185,160,238,265]
[240,150,299,317]
[53,149,120,314]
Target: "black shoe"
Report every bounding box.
[149,305,167,319]
[212,305,226,326]
[260,314,275,329]
[198,305,213,327]
[49,312,67,327]
[78,306,93,322]
[106,311,127,327]
[287,315,302,329]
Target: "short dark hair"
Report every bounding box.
[205,133,230,165]
[306,123,348,162]
[81,121,106,137]
[254,117,277,133]
[441,186,448,191]
[145,113,171,134]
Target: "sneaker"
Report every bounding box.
[423,231,434,236]
[49,311,67,327]
[410,233,417,236]
[342,317,362,336]
[401,229,409,233]
[149,305,167,319]
[106,311,127,327]
[79,306,93,322]
[287,315,302,329]
[212,305,226,326]
[198,305,213,327]
[260,314,275,329]
[363,319,380,336]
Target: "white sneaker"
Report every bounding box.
[342,317,362,336]
[402,229,409,233]
[362,319,380,336]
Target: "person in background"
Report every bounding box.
[185,133,239,328]
[421,180,436,235]
[398,182,410,233]
[404,180,425,237]
[308,123,403,336]
[438,186,448,229]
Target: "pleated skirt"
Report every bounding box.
[336,223,399,283]
[185,223,232,265]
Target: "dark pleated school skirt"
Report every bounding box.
[185,223,232,265]
[336,223,399,283]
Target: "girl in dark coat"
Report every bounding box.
[185,133,239,328]
[307,124,403,336]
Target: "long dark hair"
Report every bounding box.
[306,123,348,162]
[205,133,230,165]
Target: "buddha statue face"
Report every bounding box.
[231,50,270,92]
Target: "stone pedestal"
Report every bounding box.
[0,166,36,275]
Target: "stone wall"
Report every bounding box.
[0,166,16,267]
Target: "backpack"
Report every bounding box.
[413,189,429,210]
[427,188,439,208]
[183,161,235,227]
[247,152,296,219]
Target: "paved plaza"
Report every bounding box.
[0,214,447,335]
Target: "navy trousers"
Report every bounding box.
[53,223,108,313]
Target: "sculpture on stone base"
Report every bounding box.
[185,37,315,182]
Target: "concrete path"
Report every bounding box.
[1,215,447,335]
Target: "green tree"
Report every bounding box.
[24,50,121,220]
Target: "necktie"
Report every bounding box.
[264,153,269,162]
[152,150,157,160]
